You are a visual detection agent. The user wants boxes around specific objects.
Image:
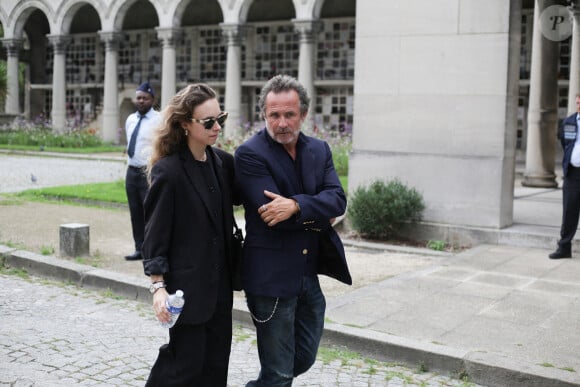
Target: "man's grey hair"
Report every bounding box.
[258,74,310,118]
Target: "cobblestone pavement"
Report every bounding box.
[0,272,479,387]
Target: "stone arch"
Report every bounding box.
[8,0,54,38]
[246,0,296,22]
[109,0,159,31]
[175,0,224,27]
[173,0,190,26]
[0,6,8,31]
[318,0,355,17]
[10,6,51,121]
[313,0,324,19]
[55,0,104,34]
[238,0,255,23]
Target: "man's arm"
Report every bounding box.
[235,141,345,230]
[288,141,346,229]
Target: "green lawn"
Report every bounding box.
[14,176,349,205]
[16,180,128,204]
[339,176,348,191]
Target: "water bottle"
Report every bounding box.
[160,290,185,329]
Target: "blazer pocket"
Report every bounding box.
[244,234,282,249]
[165,266,201,292]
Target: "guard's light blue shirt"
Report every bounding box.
[125,108,161,167]
[571,113,580,167]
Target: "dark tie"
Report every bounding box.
[127,115,143,158]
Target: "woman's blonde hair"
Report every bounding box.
[147,83,217,180]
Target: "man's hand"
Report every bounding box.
[258,190,299,227]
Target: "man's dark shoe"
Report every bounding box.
[549,248,571,259]
[124,251,142,261]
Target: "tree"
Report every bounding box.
[0,60,7,111]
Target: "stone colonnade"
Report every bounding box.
[523,0,580,187]
[2,38,21,116]
[1,20,320,143]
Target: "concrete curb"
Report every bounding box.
[0,246,150,303]
[319,323,579,387]
[341,238,452,257]
[1,244,577,387]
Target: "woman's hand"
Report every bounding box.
[152,288,171,324]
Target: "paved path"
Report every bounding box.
[0,273,478,386]
[2,151,580,386]
[0,152,126,194]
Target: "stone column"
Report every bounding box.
[47,35,71,132]
[522,0,560,188]
[1,39,23,115]
[99,32,122,143]
[221,24,245,138]
[157,28,182,109]
[293,20,320,130]
[568,3,580,114]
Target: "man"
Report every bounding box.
[124,82,161,261]
[235,74,352,386]
[550,94,580,259]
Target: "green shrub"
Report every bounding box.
[0,120,105,148]
[309,125,351,176]
[330,140,350,176]
[216,124,352,176]
[348,179,425,239]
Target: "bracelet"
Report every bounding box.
[149,280,166,294]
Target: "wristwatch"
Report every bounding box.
[149,281,166,294]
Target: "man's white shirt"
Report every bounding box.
[125,109,161,167]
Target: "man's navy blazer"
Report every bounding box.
[560,112,579,178]
[234,129,352,298]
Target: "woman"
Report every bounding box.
[142,83,239,386]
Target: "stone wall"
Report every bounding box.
[350,0,521,229]
[0,113,21,127]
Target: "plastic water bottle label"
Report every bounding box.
[167,305,183,314]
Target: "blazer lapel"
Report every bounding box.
[298,135,317,195]
[179,147,217,228]
[208,147,229,211]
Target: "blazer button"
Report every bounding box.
[302,249,308,255]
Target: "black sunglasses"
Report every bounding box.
[191,112,228,130]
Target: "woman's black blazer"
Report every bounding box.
[142,145,237,325]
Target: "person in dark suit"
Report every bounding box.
[124,82,161,261]
[550,94,580,259]
[141,83,238,386]
[235,74,352,386]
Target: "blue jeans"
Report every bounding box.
[245,275,326,387]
